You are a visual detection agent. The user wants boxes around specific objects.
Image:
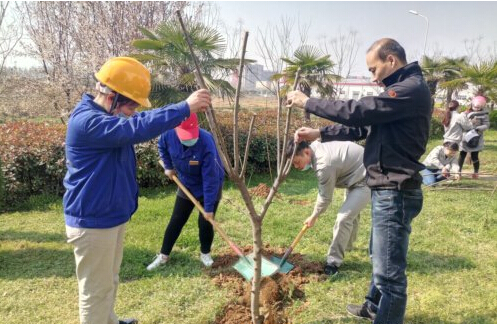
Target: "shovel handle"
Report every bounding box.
[174,175,246,258]
[279,224,309,266]
[291,224,309,249]
[159,160,246,259]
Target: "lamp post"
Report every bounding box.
[409,10,429,56]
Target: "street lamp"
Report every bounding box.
[409,10,429,56]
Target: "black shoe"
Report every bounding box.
[119,319,138,324]
[346,304,375,321]
[324,263,339,276]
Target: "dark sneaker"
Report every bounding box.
[119,319,138,324]
[324,263,339,276]
[346,303,376,321]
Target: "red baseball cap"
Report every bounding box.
[175,113,199,140]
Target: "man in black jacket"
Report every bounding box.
[287,38,431,324]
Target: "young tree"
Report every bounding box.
[253,17,309,169]
[177,11,302,324]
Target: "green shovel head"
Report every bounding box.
[269,256,294,273]
[232,252,280,281]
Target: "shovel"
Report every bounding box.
[159,161,278,281]
[270,224,309,273]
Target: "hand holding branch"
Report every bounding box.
[186,89,211,114]
[294,127,321,143]
[286,90,309,109]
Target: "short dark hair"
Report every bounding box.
[285,141,309,159]
[443,141,459,151]
[112,91,134,104]
[367,38,407,65]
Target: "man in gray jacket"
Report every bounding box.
[287,138,370,275]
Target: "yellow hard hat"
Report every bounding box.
[95,57,152,108]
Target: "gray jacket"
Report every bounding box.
[443,111,472,144]
[310,140,366,218]
[461,110,490,152]
[422,145,459,173]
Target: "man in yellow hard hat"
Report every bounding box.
[63,57,211,324]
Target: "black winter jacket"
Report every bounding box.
[305,62,432,190]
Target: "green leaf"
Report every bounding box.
[138,26,158,41]
[131,39,164,50]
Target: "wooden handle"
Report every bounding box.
[278,224,309,267]
[159,160,245,258]
[290,224,309,250]
[171,175,226,238]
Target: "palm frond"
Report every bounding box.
[132,39,164,51]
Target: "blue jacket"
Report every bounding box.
[63,94,190,228]
[158,128,224,212]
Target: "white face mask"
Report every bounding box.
[181,138,199,147]
[117,112,129,119]
[301,163,312,171]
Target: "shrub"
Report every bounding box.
[135,138,171,188]
[1,108,447,211]
[0,122,66,210]
[429,117,444,138]
[489,110,497,130]
[0,159,4,211]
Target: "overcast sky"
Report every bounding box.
[213,1,497,76]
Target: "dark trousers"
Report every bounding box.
[458,151,479,173]
[160,195,219,255]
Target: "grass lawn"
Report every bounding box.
[1,131,496,324]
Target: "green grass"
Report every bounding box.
[1,131,497,324]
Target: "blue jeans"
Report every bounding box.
[364,189,423,324]
[420,168,447,185]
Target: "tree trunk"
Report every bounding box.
[302,85,311,123]
[250,216,264,324]
[446,88,453,106]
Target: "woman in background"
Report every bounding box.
[458,96,490,179]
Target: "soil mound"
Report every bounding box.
[248,183,274,198]
[208,245,327,324]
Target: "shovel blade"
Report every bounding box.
[232,252,280,281]
[270,256,294,273]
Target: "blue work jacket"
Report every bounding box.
[63,94,190,228]
[158,128,224,213]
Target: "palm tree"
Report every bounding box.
[272,45,336,121]
[437,57,469,104]
[420,55,468,106]
[460,59,497,99]
[131,20,249,106]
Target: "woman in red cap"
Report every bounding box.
[147,113,224,270]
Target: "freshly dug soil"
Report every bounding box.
[207,245,327,324]
[248,183,276,199]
